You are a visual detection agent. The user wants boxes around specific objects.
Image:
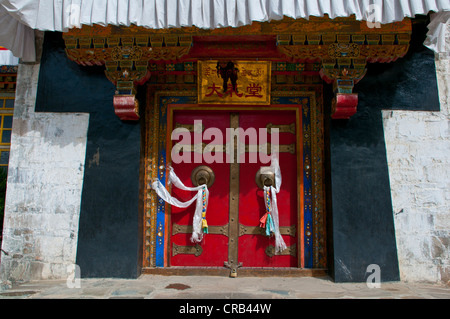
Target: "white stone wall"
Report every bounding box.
[0,32,90,286]
[383,22,450,284]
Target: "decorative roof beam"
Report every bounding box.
[65,33,192,120]
[63,17,412,121]
[276,27,411,119]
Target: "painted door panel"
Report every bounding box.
[238,111,298,267]
[170,109,299,268]
[170,111,230,267]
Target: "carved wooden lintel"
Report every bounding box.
[65,34,192,121]
[277,32,410,119]
[63,16,411,120]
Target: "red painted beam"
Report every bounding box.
[186,35,283,60]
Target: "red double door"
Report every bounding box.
[170,108,300,270]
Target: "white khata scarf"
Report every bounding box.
[151,167,208,243]
[260,156,287,253]
[152,157,285,252]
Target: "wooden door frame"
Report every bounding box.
[141,85,327,276]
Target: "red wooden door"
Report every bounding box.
[238,110,298,268]
[170,109,299,269]
[170,111,230,267]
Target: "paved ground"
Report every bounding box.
[0,275,449,299]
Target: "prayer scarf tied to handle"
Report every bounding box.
[259,156,287,253]
[151,157,286,253]
[151,167,209,243]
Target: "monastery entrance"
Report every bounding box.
[60,16,412,276]
[169,108,300,274]
[142,84,328,276]
[53,11,415,278]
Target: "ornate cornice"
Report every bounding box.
[62,16,412,121]
[275,28,410,119]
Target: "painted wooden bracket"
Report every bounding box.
[331,92,360,120]
[104,59,152,121]
[64,34,191,121]
[113,94,140,121]
[318,51,368,119]
[320,67,367,119]
[278,33,411,119]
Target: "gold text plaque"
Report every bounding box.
[198,61,271,105]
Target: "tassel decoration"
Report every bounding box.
[259,212,268,228]
[265,213,275,236]
[202,218,209,234]
[201,186,208,234]
[260,187,275,236]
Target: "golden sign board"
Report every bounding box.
[198,61,271,105]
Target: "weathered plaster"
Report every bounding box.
[383,21,450,284]
[0,31,90,287]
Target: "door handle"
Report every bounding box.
[191,165,215,188]
[255,166,275,189]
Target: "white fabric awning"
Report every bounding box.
[0,48,19,65]
[0,0,449,62]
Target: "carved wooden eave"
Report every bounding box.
[63,16,411,121]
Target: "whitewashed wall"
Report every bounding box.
[0,32,90,287]
[383,21,450,284]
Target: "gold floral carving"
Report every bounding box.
[110,46,144,61]
[143,47,190,61]
[321,67,367,82]
[359,44,410,60]
[327,43,360,58]
[278,43,409,62]
[105,68,148,84]
[277,45,328,60]
[66,46,191,66]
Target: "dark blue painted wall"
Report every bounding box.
[328,20,440,282]
[35,32,142,278]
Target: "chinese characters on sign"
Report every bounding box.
[198,61,271,105]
